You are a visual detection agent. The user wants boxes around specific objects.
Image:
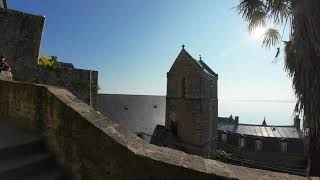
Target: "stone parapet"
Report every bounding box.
[15,65,98,108]
[0,80,307,180]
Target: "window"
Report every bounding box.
[255,140,263,151]
[280,141,288,153]
[221,133,227,142]
[181,77,186,98]
[171,121,178,136]
[240,137,246,148]
[304,128,310,136]
[209,80,214,99]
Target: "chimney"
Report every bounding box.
[262,117,267,126]
[235,116,239,125]
[294,115,301,130]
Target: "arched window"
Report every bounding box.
[209,80,214,99]
[181,77,186,98]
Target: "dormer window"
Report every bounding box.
[280,141,288,153]
[255,139,263,151]
[280,139,288,153]
[221,133,228,143]
[239,135,246,148]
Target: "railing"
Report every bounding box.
[229,157,307,176]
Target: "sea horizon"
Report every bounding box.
[219,99,297,126]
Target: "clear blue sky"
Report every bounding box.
[10,0,295,101]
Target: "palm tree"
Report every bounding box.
[236,0,320,176]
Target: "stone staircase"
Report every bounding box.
[0,121,67,180]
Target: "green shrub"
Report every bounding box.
[214,150,231,163]
[39,56,60,70]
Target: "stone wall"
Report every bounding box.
[18,65,98,108]
[0,8,98,108]
[0,79,306,180]
[0,8,43,70]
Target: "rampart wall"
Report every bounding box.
[0,79,305,180]
[0,8,98,108]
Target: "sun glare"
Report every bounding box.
[251,26,267,39]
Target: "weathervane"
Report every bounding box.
[199,54,202,61]
[182,44,185,49]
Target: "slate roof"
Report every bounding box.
[170,48,218,77]
[97,94,166,136]
[199,60,218,77]
[97,94,303,142]
[218,117,303,139]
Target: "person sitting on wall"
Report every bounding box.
[0,55,13,80]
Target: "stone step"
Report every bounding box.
[0,120,67,179]
[0,138,45,161]
[0,152,55,179]
[0,121,40,150]
[24,169,67,180]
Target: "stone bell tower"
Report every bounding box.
[165,45,218,158]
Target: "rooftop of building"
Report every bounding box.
[169,46,218,77]
[218,117,303,139]
[97,94,303,141]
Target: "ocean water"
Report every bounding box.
[219,100,297,126]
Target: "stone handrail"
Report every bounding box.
[0,80,305,180]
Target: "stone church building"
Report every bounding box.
[164,46,218,158]
[97,46,305,174]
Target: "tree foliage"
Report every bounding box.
[38,56,60,70]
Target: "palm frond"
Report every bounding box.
[248,10,267,31]
[265,0,291,24]
[262,28,280,48]
[236,0,320,175]
[236,0,266,21]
